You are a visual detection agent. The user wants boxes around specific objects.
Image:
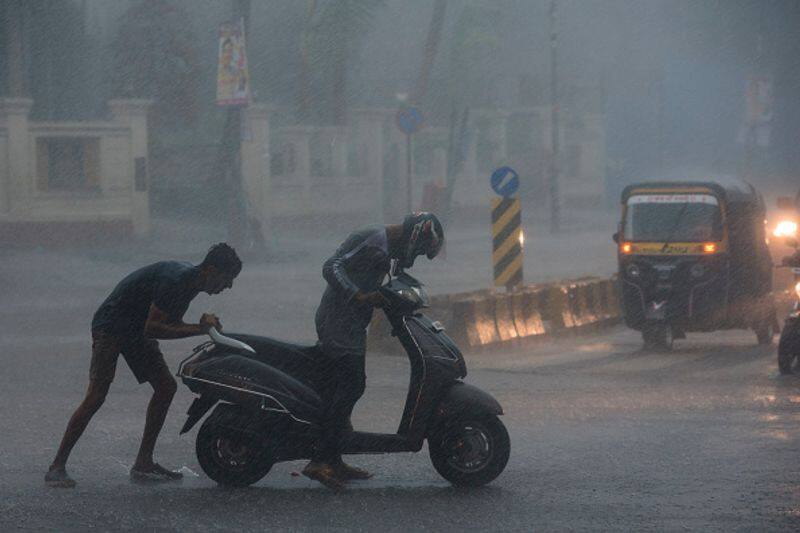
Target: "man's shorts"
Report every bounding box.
[89,330,169,384]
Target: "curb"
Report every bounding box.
[368,276,621,354]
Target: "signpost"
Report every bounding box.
[490,166,523,290]
[396,106,424,213]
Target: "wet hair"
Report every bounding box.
[200,243,242,276]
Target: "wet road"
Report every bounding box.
[2,324,800,531]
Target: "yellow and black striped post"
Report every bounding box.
[492,197,523,289]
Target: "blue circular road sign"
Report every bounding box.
[490,166,520,197]
[396,106,424,135]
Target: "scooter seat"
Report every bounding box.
[226,333,324,390]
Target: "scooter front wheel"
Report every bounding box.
[196,419,273,487]
[428,415,510,487]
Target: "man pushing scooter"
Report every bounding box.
[304,212,444,489]
[45,243,242,487]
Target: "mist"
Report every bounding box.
[2,1,800,529]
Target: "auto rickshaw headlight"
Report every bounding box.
[774,220,798,239]
[690,263,705,279]
[626,264,641,278]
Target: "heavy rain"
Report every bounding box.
[2,0,800,530]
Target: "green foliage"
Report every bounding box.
[447,1,501,109]
[302,0,386,124]
[25,0,93,120]
[112,0,200,127]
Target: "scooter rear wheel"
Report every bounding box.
[196,419,273,487]
[428,415,510,487]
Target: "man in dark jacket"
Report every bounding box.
[303,213,443,489]
[45,243,242,487]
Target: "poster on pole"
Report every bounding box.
[216,19,250,106]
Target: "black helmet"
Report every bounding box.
[400,212,444,268]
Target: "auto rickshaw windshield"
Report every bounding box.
[624,193,723,242]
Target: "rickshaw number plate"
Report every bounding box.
[431,321,446,332]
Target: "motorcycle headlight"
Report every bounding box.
[774,220,798,239]
[690,263,705,279]
[626,264,641,278]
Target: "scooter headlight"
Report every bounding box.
[626,264,641,278]
[399,286,426,305]
[690,263,705,279]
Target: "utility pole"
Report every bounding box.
[548,0,561,233]
[406,132,413,213]
[744,19,765,181]
[217,0,250,246]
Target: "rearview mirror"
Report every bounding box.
[612,232,620,244]
[777,196,794,210]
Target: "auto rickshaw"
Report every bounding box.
[613,177,776,350]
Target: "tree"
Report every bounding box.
[16,0,94,120]
[446,2,501,110]
[301,0,385,125]
[112,0,200,128]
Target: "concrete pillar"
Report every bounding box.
[108,99,152,237]
[353,108,390,221]
[462,130,478,182]
[282,127,313,192]
[0,98,33,215]
[241,104,271,232]
[488,111,509,167]
[581,112,606,201]
[386,126,409,220]
[326,127,349,177]
[431,147,447,183]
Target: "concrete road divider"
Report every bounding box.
[367,277,622,355]
[494,294,519,342]
[541,285,574,331]
[512,289,546,338]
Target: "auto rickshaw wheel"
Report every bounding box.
[755,321,775,346]
[642,324,674,351]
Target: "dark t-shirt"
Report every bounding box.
[92,261,200,337]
